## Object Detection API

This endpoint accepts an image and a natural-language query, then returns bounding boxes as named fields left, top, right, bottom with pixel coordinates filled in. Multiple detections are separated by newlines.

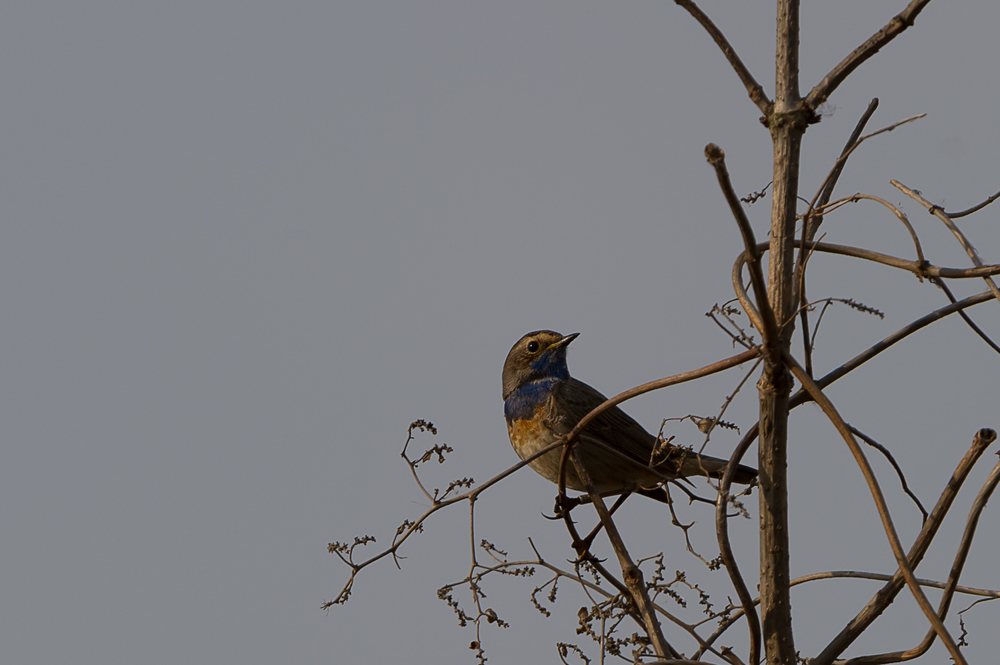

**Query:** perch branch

left=570, top=449, right=679, bottom=660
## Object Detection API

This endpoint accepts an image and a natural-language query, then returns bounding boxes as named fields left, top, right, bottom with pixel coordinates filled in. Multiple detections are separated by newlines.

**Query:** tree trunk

left=759, top=1, right=802, bottom=664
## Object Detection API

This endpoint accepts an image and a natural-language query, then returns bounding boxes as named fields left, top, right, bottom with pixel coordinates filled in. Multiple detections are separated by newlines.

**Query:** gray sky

left=2, top=2, right=998, bottom=663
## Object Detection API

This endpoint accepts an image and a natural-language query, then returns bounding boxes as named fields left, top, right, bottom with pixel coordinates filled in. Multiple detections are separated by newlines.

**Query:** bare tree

left=329, top=3, right=1000, bottom=664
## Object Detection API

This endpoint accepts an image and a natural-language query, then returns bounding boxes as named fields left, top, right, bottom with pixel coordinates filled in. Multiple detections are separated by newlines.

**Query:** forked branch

left=787, top=352, right=969, bottom=665
left=810, top=428, right=995, bottom=664
left=893, top=180, right=1000, bottom=307
left=844, top=453, right=1000, bottom=664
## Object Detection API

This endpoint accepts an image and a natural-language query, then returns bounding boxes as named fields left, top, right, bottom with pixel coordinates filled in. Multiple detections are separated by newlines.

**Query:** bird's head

left=502, top=330, right=579, bottom=400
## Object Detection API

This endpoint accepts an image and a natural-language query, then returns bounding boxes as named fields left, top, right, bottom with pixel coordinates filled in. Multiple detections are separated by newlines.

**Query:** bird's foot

left=544, top=494, right=585, bottom=520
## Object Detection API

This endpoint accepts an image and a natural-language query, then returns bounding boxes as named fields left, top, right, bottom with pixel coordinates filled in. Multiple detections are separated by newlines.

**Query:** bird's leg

left=575, top=492, right=631, bottom=554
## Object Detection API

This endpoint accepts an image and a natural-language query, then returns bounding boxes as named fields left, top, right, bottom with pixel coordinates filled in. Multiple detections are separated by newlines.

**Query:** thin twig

left=848, top=425, right=928, bottom=524
left=959, top=595, right=1000, bottom=614
left=660, top=484, right=713, bottom=567
left=802, top=110, right=926, bottom=243
left=732, top=243, right=1000, bottom=363
left=327, top=432, right=573, bottom=609
left=928, top=277, right=1000, bottom=355
left=793, top=290, right=995, bottom=407
left=797, top=99, right=880, bottom=375
left=945, top=189, right=1000, bottom=218
left=804, top=297, right=885, bottom=355
left=802, top=99, right=880, bottom=237
left=849, top=113, right=926, bottom=154
left=707, top=301, right=756, bottom=349
left=697, top=357, right=762, bottom=457
left=812, top=193, right=925, bottom=266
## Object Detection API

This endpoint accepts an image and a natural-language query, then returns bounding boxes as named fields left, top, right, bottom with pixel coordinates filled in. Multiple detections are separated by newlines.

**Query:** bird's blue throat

left=504, top=352, right=569, bottom=422
left=504, top=378, right=560, bottom=422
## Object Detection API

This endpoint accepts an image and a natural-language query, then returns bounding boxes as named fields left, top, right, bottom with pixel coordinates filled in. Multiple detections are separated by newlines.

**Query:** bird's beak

left=548, top=332, right=580, bottom=350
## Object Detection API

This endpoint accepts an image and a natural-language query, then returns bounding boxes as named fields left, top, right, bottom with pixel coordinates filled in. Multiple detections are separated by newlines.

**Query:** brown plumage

left=503, top=330, right=756, bottom=502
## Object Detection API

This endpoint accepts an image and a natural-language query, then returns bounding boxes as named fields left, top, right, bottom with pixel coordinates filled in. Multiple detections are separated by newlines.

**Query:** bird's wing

left=545, top=378, right=753, bottom=483
left=544, top=378, right=660, bottom=467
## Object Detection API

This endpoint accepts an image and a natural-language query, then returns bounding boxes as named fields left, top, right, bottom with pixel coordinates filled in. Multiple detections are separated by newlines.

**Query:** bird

left=502, top=330, right=757, bottom=503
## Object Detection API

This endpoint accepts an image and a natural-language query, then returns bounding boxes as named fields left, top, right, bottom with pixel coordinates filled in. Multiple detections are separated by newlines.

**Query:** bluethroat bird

left=503, top=330, right=757, bottom=503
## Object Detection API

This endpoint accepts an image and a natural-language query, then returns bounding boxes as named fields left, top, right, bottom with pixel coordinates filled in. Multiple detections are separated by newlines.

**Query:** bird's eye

left=527, top=341, right=540, bottom=353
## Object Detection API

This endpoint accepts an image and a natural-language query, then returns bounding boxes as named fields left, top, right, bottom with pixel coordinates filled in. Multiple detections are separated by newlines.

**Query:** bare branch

left=674, top=0, right=772, bottom=115
left=805, top=0, right=933, bottom=109
left=759, top=240, right=1000, bottom=281
left=803, top=98, right=879, bottom=231
left=719, top=366, right=997, bottom=663
left=697, top=357, right=763, bottom=458
left=789, top=349, right=975, bottom=665
left=850, top=113, right=926, bottom=152
left=733, top=246, right=1000, bottom=373
left=843, top=451, right=1000, bottom=664
left=796, top=570, right=1000, bottom=600
left=701, top=569, right=1000, bottom=654
left=706, top=301, right=756, bottom=349
left=714, top=421, right=761, bottom=665
left=327, top=431, right=575, bottom=610
left=803, top=108, right=925, bottom=245
left=812, top=194, right=925, bottom=267
left=928, top=277, right=1000, bottom=355
left=892, top=179, right=1000, bottom=307
left=659, top=484, right=713, bottom=567
left=400, top=420, right=441, bottom=502
left=569, top=449, right=680, bottom=660
left=797, top=99, right=880, bottom=375
left=945, top=189, right=1000, bottom=218
left=705, top=143, right=780, bottom=355
left=806, top=298, right=885, bottom=354
left=792, top=289, right=995, bottom=408
left=848, top=425, right=928, bottom=524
